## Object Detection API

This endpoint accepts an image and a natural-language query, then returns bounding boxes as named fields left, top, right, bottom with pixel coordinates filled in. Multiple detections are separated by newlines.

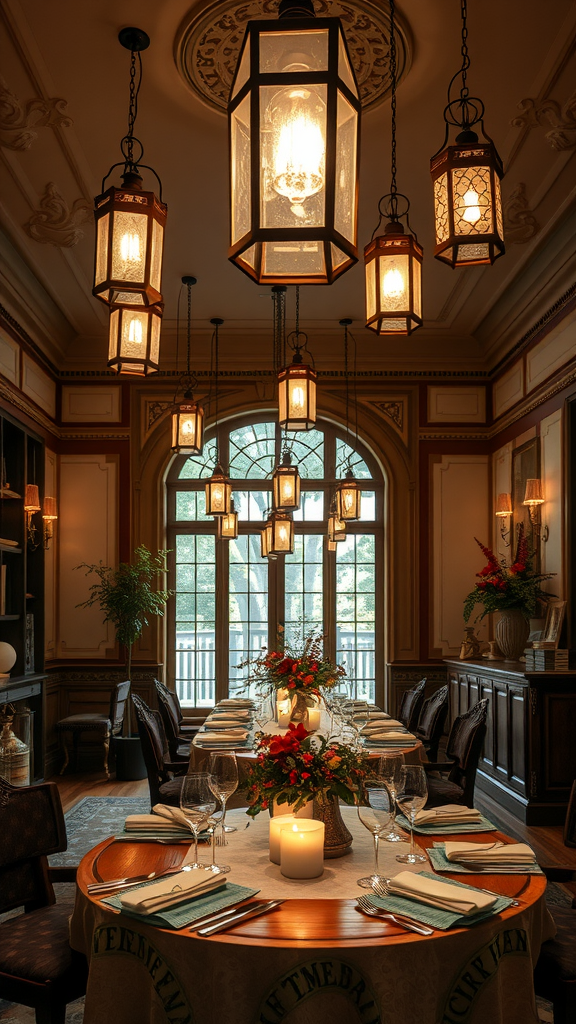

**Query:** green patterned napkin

left=368, top=871, right=514, bottom=930
left=396, top=813, right=497, bottom=834
left=428, top=843, right=543, bottom=875
left=103, top=881, right=259, bottom=929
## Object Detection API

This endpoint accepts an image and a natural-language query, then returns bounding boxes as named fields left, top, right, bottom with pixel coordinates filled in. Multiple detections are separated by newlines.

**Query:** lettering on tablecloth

left=92, top=925, right=194, bottom=1024
left=441, top=928, right=529, bottom=1023
left=258, top=958, right=381, bottom=1023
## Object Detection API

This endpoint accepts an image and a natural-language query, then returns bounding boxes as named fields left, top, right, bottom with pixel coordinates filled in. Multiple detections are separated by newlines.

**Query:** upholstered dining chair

left=397, top=678, right=426, bottom=732
left=132, top=693, right=188, bottom=808
left=154, top=679, right=201, bottom=741
left=56, top=679, right=131, bottom=777
left=0, top=778, right=88, bottom=1024
left=414, top=685, right=449, bottom=761
left=154, top=680, right=194, bottom=762
left=422, top=698, right=488, bottom=808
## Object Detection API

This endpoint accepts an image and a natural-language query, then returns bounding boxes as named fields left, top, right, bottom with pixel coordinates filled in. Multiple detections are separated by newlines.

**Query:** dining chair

left=154, top=680, right=194, bottom=762
left=414, top=685, right=449, bottom=761
left=0, top=778, right=88, bottom=1024
left=397, top=678, right=426, bottom=731
left=154, top=679, right=201, bottom=740
left=422, top=698, right=488, bottom=808
left=132, top=693, right=188, bottom=808
left=56, top=679, right=131, bottom=777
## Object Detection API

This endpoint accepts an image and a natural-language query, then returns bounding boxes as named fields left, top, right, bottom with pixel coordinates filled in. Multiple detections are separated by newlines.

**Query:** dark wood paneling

left=544, top=694, right=576, bottom=790
left=510, top=688, right=526, bottom=791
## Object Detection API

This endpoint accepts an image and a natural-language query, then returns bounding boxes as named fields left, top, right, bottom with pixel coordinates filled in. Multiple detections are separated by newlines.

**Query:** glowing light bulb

left=120, top=232, right=141, bottom=263
left=462, top=189, right=481, bottom=224
left=182, top=419, right=194, bottom=436
left=128, top=318, right=143, bottom=344
left=344, top=492, right=353, bottom=511
left=281, top=481, right=292, bottom=502
left=291, top=386, right=305, bottom=412
left=271, top=88, right=326, bottom=216
left=382, top=268, right=405, bottom=300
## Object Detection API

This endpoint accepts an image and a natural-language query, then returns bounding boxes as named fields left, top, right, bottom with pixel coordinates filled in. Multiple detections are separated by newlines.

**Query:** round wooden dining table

left=70, top=808, right=555, bottom=1024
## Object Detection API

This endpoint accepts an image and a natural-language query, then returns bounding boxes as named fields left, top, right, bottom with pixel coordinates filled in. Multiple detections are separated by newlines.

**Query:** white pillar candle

left=269, top=813, right=295, bottom=864
left=280, top=820, right=325, bottom=879
left=277, top=698, right=291, bottom=727
left=307, top=707, right=322, bottom=731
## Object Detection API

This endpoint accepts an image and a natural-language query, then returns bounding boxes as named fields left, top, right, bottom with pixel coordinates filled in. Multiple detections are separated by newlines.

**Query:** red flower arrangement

left=463, top=524, right=554, bottom=622
left=244, top=722, right=370, bottom=817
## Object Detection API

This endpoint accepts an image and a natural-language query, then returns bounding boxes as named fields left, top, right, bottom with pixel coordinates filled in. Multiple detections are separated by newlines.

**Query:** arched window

left=166, top=414, right=384, bottom=708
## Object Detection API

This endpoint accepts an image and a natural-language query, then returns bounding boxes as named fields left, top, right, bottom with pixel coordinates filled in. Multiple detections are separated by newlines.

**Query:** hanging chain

left=214, top=320, right=220, bottom=461
left=295, top=285, right=300, bottom=344
left=125, top=51, right=140, bottom=169
left=186, top=281, right=192, bottom=377
left=460, top=0, right=469, bottom=102
left=343, top=321, right=350, bottom=447
left=389, top=0, right=398, bottom=218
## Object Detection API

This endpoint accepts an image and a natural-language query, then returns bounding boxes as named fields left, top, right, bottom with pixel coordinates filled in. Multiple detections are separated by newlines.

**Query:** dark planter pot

left=114, top=736, right=147, bottom=781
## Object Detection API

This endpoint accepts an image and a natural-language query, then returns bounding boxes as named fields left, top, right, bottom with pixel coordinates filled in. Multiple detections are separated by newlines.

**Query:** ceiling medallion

left=175, top=0, right=411, bottom=114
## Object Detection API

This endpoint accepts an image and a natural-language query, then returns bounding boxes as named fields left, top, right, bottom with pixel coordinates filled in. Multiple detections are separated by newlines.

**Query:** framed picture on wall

left=533, top=600, right=567, bottom=650
left=512, top=437, right=540, bottom=572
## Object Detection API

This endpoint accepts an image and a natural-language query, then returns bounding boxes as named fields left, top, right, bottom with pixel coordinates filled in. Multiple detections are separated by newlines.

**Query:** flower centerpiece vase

left=495, top=609, right=530, bottom=662
left=312, top=795, right=353, bottom=858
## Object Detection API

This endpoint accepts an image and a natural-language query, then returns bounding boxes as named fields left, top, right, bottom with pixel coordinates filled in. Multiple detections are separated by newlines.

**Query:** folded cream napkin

left=367, top=730, right=416, bottom=742
left=196, top=729, right=248, bottom=744
left=207, top=716, right=251, bottom=728
left=217, top=699, right=254, bottom=707
left=209, top=709, right=251, bottom=719
left=152, top=804, right=192, bottom=829
left=120, top=867, right=225, bottom=915
left=388, top=871, right=496, bottom=916
left=355, top=711, right=391, bottom=721
left=443, top=841, right=537, bottom=867
left=361, top=718, right=403, bottom=731
left=124, top=814, right=189, bottom=832
left=415, top=805, right=482, bottom=826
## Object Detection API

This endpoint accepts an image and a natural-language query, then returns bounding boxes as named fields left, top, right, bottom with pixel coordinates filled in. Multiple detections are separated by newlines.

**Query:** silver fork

left=356, top=896, right=433, bottom=935
left=371, top=877, right=521, bottom=908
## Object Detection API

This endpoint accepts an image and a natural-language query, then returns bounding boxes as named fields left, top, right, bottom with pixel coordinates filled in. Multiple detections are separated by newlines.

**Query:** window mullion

left=215, top=535, right=229, bottom=702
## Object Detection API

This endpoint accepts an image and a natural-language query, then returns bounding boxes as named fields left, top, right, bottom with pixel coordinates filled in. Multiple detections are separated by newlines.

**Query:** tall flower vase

left=290, top=691, right=310, bottom=723
left=495, top=609, right=530, bottom=662
left=313, top=795, right=353, bottom=858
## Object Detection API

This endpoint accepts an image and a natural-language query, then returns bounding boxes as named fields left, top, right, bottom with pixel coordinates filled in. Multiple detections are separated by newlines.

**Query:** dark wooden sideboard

left=445, top=658, right=576, bottom=825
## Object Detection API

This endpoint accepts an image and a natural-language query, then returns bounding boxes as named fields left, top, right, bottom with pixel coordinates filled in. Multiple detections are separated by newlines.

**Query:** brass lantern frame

left=335, top=468, right=362, bottom=521
left=108, top=301, right=162, bottom=376
left=228, top=5, right=361, bottom=286
left=205, top=464, right=232, bottom=517
left=171, top=276, right=204, bottom=456
left=272, top=450, right=301, bottom=512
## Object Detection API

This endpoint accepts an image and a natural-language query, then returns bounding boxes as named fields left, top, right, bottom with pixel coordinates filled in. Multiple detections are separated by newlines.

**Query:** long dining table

left=70, top=806, right=555, bottom=1024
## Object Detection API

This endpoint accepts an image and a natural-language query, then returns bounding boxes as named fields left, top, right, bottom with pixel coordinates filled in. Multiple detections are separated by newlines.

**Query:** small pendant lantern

left=93, top=28, right=166, bottom=308
left=205, top=318, right=232, bottom=517
left=430, top=0, right=504, bottom=268
left=272, top=450, right=301, bottom=512
left=261, top=516, right=275, bottom=559
left=270, top=511, right=295, bottom=555
left=108, top=302, right=162, bottom=375
left=335, top=469, right=362, bottom=521
left=278, top=287, right=317, bottom=431
left=171, top=277, right=204, bottom=455
left=219, top=501, right=239, bottom=540
left=327, top=510, right=346, bottom=543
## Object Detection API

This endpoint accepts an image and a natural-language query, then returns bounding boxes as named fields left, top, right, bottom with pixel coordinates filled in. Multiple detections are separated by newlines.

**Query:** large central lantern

left=228, top=0, right=361, bottom=285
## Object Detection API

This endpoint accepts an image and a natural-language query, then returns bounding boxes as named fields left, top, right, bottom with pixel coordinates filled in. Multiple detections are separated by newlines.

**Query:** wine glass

left=179, top=773, right=217, bottom=869
left=208, top=751, right=239, bottom=837
left=254, top=695, right=272, bottom=733
left=376, top=752, right=405, bottom=842
left=395, top=764, right=428, bottom=864
left=353, top=702, right=370, bottom=748
left=356, top=782, right=394, bottom=888
left=207, top=807, right=228, bottom=874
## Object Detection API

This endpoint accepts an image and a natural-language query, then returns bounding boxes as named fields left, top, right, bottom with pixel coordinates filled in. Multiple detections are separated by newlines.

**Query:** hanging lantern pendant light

left=430, top=0, right=504, bottom=268
left=270, top=511, right=295, bottom=555
left=171, top=276, right=204, bottom=455
left=206, top=318, right=232, bottom=516
left=219, top=500, right=239, bottom=540
left=278, top=287, right=317, bottom=431
left=272, top=450, right=301, bottom=512
left=336, top=468, right=362, bottom=521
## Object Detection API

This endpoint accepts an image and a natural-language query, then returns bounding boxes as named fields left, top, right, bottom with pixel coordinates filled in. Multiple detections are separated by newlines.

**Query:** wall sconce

left=523, top=478, right=548, bottom=542
left=42, top=497, right=58, bottom=549
left=495, top=491, right=513, bottom=547
left=24, top=485, right=41, bottom=550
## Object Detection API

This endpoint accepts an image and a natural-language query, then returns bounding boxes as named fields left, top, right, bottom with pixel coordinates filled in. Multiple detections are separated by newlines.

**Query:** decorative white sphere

left=0, top=642, right=17, bottom=674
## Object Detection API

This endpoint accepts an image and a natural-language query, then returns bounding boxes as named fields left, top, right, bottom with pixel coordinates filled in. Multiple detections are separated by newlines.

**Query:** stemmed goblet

left=356, top=782, right=394, bottom=888
left=179, top=773, right=217, bottom=869
left=376, top=752, right=405, bottom=842
left=395, top=764, right=428, bottom=864
left=208, top=751, right=239, bottom=838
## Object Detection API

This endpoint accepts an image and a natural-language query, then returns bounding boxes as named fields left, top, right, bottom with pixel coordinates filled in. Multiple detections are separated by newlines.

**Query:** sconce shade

left=108, top=303, right=162, bottom=375
left=171, top=399, right=204, bottom=455
left=24, top=485, right=41, bottom=512
left=219, top=504, right=239, bottom=539
left=93, top=181, right=166, bottom=307
left=205, top=464, right=232, bottom=516
left=495, top=492, right=513, bottom=517
left=327, top=512, right=346, bottom=543
left=42, top=497, right=58, bottom=521
left=228, top=13, right=361, bottom=285
left=272, top=453, right=301, bottom=512
left=523, top=479, right=544, bottom=505
left=430, top=139, right=504, bottom=268
left=270, top=511, right=294, bottom=555
left=364, top=228, right=423, bottom=335
left=278, top=358, right=317, bottom=431
left=335, top=471, right=361, bottom=521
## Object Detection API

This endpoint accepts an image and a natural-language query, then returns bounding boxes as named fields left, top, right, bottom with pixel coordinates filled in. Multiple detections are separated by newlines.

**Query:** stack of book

left=524, top=648, right=569, bottom=672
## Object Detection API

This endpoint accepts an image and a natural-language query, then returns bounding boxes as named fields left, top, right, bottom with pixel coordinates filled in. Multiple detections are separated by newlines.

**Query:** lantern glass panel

left=206, top=476, right=231, bottom=515
left=334, top=90, right=357, bottom=244
left=413, top=255, right=422, bottom=319
left=262, top=240, right=325, bottom=278
left=433, top=172, right=449, bottom=244
left=258, top=29, right=329, bottom=73
left=111, top=211, right=148, bottom=283
left=452, top=165, right=492, bottom=235
left=241, top=244, right=257, bottom=270
left=378, top=253, right=409, bottom=312
left=456, top=242, right=490, bottom=262
left=336, top=483, right=361, bottom=520
left=231, top=93, right=251, bottom=246
left=121, top=309, right=149, bottom=358
left=338, top=32, right=358, bottom=97
left=327, top=514, right=346, bottom=542
left=149, top=219, right=164, bottom=294
left=220, top=511, right=239, bottom=539
left=366, top=256, right=376, bottom=320
left=115, top=291, right=144, bottom=305
left=95, top=213, right=109, bottom=286
left=494, top=174, right=504, bottom=238
left=260, top=83, right=327, bottom=230
left=272, top=516, right=293, bottom=554
left=231, top=39, right=251, bottom=99
left=108, top=309, right=119, bottom=361
left=331, top=243, right=348, bottom=269
left=150, top=313, right=161, bottom=366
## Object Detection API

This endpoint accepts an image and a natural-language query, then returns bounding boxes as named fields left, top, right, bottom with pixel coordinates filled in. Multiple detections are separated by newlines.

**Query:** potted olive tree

left=77, top=545, right=172, bottom=779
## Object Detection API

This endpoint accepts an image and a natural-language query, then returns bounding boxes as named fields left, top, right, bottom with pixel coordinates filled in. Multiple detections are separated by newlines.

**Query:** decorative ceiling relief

left=369, top=396, right=409, bottom=446
left=25, top=183, right=91, bottom=247
left=175, top=0, right=411, bottom=114
left=503, top=183, right=540, bottom=244
left=510, top=93, right=576, bottom=150
left=0, top=76, right=72, bottom=151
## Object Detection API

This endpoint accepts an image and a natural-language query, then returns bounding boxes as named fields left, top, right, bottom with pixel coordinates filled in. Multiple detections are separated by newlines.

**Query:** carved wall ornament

left=25, top=183, right=91, bottom=247
left=147, top=400, right=172, bottom=432
left=369, top=397, right=409, bottom=446
left=376, top=400, right=403, bottom=431
left=503, top=183, right=540, bottom=244
left=0, top=76, right=72, bottom=151
left=175, top=0, right=412, bottom=114
left=510, top=93, right=576, bottom=151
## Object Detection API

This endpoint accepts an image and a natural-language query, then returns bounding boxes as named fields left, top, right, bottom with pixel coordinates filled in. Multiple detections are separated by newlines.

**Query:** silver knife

left=188, top=901, right=254, bottom=932
left=197, top=899, right=285, bottom=936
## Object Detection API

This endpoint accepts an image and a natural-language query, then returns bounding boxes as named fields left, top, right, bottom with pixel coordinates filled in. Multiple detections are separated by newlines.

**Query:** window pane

left=335, top=534, right=376, bottom=702
left=229, top=534, right=269, bottom=697
left=233, top=490, right=270, bottom=521
left=285, top=534, right=323, bottom=648
left=336, top=438, right=371, bottom=479
left=175, top=491, right=210, bottom=521
left=179, top=438, right=218, bottom=479
left=293, top=490, right=324, bottom=521
left=175, top=534, right=216, bottom=708
left=285, top=429, right=324, bottom=478
left=359, top=491, right=376, bottom=521
left=229, top=422, right=276, bottom=478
